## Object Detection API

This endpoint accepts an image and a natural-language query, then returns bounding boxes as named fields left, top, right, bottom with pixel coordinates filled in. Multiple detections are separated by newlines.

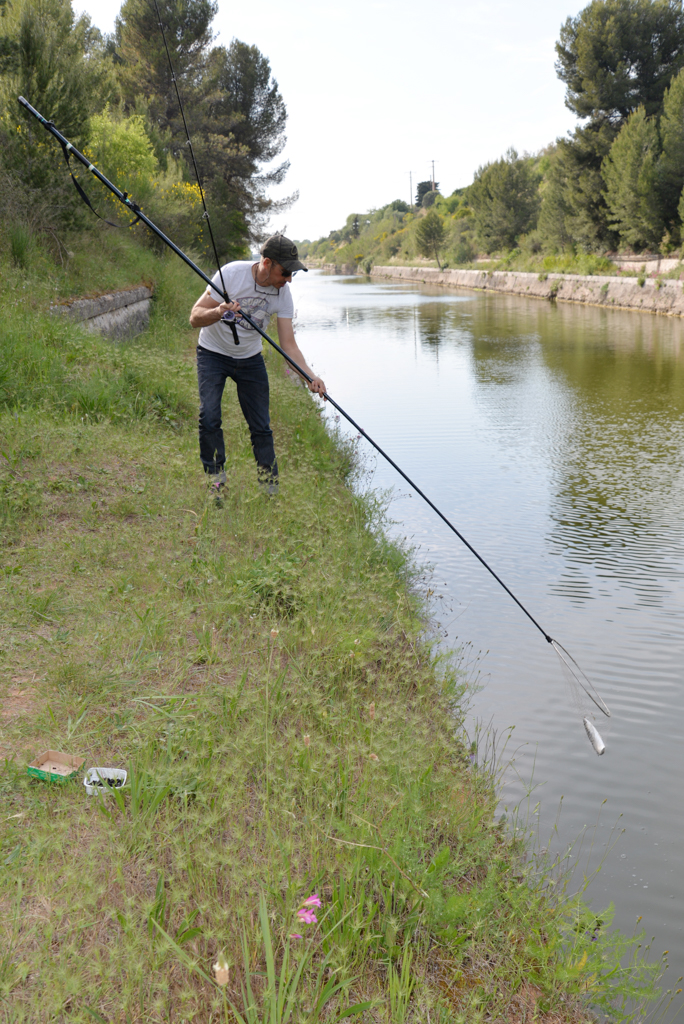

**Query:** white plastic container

left=84, top=767, right=127, bottom=795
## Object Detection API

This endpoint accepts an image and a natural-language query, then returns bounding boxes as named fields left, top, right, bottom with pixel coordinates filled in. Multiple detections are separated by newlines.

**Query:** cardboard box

left=27, top=750, right=84, bottom=783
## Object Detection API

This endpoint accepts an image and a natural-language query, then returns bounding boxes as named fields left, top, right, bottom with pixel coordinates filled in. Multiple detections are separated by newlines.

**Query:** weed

left=387, top=942, right=416, bottom=1022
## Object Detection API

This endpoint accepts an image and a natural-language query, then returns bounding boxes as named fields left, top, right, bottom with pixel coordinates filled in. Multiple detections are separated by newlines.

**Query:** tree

left=556, top=0, right=684, bottom=126
left=538, top=125, right=617, bottom=250
left=415, top=209, right=446, bottom=268
left=551, top=0, right=684, bottom=250
left=200, top=40, right=291, bottom=242
left=447, top=212, right=476, bottom=264
left=468, top=148, right=540, bottom=252
left=602, top=106, right=663, bottom=249
left=115, top=0, right=216, bottom=150
left=115, top=6, right=291, bottom=250
left=657, top=66, right=684, bottom=232
left=208, top=40, right=286, bottom=165
left=416, top=179, right=438, bottom=206
left=0, top=0, right=113, bottom=197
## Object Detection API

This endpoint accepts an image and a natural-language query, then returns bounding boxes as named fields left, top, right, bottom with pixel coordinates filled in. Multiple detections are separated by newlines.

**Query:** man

left=189, top=234, right=326, bottom=500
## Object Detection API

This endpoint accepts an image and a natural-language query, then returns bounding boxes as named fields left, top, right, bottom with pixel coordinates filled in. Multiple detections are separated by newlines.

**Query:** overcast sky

left=76, top=0, right=584, bottom=241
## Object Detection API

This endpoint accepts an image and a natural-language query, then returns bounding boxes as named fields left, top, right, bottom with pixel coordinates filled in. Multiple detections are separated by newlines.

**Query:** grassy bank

left=0, top=227, right=664, bottom=1023
left=357, top=252, right=684, bottom=281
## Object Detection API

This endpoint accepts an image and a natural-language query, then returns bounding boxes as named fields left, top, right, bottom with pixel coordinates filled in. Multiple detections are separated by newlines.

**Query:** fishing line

left=17, top=95, right=611, bottom=752
left=149, top=0, right=239, bottom=346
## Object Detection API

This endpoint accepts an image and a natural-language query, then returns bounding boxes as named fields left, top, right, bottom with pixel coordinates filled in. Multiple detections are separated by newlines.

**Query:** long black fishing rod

left=17, top=95, right=611, bottom=729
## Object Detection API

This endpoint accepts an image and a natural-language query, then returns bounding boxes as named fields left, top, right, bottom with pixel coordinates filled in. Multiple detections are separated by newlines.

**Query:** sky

left=75, top=0, right=585, bottom=242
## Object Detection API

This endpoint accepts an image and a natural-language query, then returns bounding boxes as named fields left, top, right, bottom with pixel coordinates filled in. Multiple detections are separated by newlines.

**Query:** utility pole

left=431, top=160, right=436, bottom=192
left=409, top=171, right=413, bottom=209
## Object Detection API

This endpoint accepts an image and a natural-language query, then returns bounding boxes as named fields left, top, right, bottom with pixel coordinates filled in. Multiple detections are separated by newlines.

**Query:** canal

left=290, top=269, right=684, bottom=986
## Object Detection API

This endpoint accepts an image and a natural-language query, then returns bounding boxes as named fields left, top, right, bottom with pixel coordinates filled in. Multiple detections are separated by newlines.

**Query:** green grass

left=0, top=230, right=669, bottom=1023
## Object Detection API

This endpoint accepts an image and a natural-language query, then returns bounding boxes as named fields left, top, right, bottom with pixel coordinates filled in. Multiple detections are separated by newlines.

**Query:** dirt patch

left=2, top=679, right=39, bottom=720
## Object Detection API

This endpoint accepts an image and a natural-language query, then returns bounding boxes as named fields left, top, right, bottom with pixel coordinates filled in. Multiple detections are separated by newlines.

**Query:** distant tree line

left=303, top=0, right=684, bottom=270
left=0, top=0, right=291, bottom=259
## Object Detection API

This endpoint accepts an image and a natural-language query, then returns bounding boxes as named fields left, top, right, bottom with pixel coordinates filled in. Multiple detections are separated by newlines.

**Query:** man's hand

left=217, top=300, right=241, bottom=318
left=307, top=375, right=327, bottom=400
left=189, top=290, right=241, bottom=328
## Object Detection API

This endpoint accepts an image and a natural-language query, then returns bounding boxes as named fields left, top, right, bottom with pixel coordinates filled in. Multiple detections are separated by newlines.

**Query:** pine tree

left=115, top=0, right=216, bottom=149
left=602, top=106, right=663, bottom=250
left=556, top=0, right=684, bottom=124
left=552, top=0, right=684, bottom=250
left=200, top=40, right=291, bottom=240
left=468, top=149, right=540, bottom=253
left=114, top=2, right=291, bottom=248
left=415, top=180, right=438, bottom=207
left=538, top=124, right=617, bottom=251
left=657, top=67, right=684, bottom=236
left=0, top=0, right=112, bottom=196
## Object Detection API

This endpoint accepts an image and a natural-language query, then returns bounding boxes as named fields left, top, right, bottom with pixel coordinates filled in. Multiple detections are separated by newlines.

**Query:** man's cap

left=260, top=233, right=308, bottom=273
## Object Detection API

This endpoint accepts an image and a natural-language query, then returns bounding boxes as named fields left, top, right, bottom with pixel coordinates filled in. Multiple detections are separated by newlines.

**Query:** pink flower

left=289, top=933, right=303, bottom=940
left=302, top=894, right=322, bottom=908
left=296, top=908, right=318, bottom=925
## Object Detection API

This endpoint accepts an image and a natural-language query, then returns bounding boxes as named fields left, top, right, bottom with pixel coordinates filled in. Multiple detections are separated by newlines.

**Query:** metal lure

left=583, top=717, right=606, bottom=756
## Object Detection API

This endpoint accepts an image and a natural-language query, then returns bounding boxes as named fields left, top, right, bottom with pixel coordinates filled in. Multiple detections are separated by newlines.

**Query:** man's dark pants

left=197, top=346, right=278, bottom=482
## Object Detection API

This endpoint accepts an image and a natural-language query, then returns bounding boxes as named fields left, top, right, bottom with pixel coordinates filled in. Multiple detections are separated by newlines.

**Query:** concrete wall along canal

left=50, top=285, right=153, bottom=340
left=369, top=265, right=684, bottom=316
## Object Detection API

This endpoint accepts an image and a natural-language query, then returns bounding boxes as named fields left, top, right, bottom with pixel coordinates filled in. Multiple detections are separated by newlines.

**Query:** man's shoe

left=207, top=469, right=227, bottom=506
left=258, top=479, right=279, bottom=499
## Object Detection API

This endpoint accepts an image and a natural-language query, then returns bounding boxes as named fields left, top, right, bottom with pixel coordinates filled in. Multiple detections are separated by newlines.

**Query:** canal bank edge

left=367, top=265, right=684, bottom=316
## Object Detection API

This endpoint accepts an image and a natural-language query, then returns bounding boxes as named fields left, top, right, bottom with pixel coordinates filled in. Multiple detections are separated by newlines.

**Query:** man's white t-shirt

left=197, top=261, right=294, bottom=359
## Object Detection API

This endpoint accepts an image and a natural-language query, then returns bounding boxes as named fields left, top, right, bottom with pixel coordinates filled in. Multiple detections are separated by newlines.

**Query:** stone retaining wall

left=50, top=285, right=153, bottom=340
left=368, top=265, right=684, bottom=317
left=610, top=255, right=681, bottom=274
left=319, top=262, right=357, bottom=275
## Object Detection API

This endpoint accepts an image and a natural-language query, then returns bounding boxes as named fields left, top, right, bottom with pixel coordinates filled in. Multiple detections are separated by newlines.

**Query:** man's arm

left=189, top=288, right=241, bottom=329
left=276, top=318, right=327, bottom=398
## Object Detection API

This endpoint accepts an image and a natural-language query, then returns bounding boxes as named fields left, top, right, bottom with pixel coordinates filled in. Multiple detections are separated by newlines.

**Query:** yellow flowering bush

left=163, top=182, right=202, bottom=208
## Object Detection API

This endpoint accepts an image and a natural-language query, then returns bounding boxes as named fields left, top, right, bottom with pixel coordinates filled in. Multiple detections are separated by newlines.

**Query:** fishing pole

left=17, top=95, right=611, bottom=744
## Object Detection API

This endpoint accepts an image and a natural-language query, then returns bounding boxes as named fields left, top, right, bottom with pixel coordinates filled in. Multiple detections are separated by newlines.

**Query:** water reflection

left=457, top=297, right=684, bottom=606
